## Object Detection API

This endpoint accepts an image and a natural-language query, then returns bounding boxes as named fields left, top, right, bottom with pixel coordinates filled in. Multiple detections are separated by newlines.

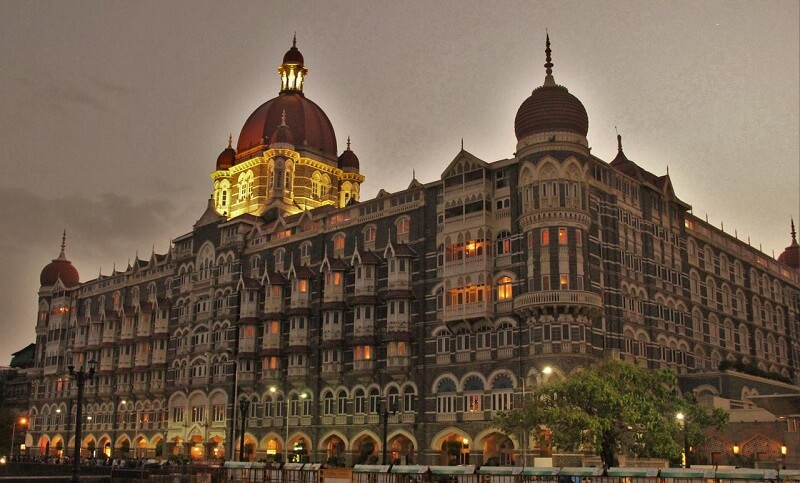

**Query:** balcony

left=387, top=315, right=409, bottom=333
left=322, top=362, right=343, bottom=374
left=287, top=366, right=308, bottom=378
left=353, top=360, right=375, bottom=372
left=386, top=356, right=410, bottom=369
left=118, top=354, right=133, bottom=369
left=154, top=318, right=169, bottom=334
left=288, top=331, right=308, bottom=347
left=264, top=297, right=283, bottom=314
left=152, top=350, right=167, bottom=365
left=353, top=319, right=374, bottom=338
left=443, top=301, right=491, bottom=323
left=262, top=334, right=281, bottom=350
left=290, top=291, right=310, bottom=309
left=101, top=330, right=117, bottom=345
left=513, top=290, right=603, bottom=317
left=354, top=279, right=376, bottom=296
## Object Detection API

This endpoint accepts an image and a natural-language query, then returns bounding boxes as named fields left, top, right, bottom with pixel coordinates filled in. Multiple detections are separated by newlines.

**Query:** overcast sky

left=0, top=1, right=797, bottom=363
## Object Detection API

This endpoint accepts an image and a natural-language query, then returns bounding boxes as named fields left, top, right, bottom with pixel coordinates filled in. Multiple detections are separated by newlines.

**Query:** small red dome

left=40, top=258, right=80, bottom=287
left=514, top=84, right=589, bottom=140
left=216, top=136, right=236, bottom=170
left=778, top=221, right=799, bottom=269
left=41, top=232, right=79, bottom=287
left=283, top=45, right=304, bottom=65
left=338, top=137, right=359, bottom=172
left=237, top=92, right=337, bottom=157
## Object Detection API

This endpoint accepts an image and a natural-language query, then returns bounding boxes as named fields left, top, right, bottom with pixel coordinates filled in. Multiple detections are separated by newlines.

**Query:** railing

left=514, top=290, right=602, bottom=311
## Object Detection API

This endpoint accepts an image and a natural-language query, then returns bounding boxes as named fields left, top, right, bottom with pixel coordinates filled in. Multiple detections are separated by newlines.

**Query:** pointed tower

left=39, top=230, right=80, bottom=288
left=778, top=219, right=800, bottom=269
left=514, top=34, right=590, bottom=158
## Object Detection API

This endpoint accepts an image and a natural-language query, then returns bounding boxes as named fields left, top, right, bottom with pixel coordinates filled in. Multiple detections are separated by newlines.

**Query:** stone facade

left=25, top=38, right=800, bottom=466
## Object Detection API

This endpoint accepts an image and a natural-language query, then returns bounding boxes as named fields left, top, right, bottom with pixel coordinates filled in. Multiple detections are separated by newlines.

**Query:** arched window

left=312, top=171, right=322, bottom=199
left=435, top=378, right=457, bottom=414
left=497, top=276, right=513, bottom=301
left=496, top=231, right=511, bottom=255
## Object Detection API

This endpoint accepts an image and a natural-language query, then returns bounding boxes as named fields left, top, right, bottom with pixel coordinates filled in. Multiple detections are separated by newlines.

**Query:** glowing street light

left=270, top=386, right=307, bottom=462
left=676, top=412, right=690, bottom=468
left=10, top=416, right=28, bottom=460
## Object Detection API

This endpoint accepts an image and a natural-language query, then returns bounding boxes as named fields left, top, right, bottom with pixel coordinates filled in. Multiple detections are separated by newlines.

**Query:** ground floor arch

left=431, top=429, right=471, bottom=465
left=387, top=431, right=416, bottom=465
left=320, top=432, right=348, bottom=466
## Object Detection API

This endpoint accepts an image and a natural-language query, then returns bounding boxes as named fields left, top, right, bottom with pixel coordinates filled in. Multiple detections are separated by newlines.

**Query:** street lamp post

left=381, top=401, right=398, bottom=465
left=10, top=416, right=28, bottom=460
left=271, top=387, right=307, bottom=463
left=239, top=398, right=250, bottom=461
left=676, top=412, right=690, bottom=468
left=111, top=397, right=126, bottom=460
left=69, top=360, right=96, bottom=483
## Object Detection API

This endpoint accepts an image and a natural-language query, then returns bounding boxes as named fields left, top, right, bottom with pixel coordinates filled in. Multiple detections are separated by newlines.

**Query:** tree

left=492, top=395, right=550, bottom=465
left=497, top=361, right=727, bottom=469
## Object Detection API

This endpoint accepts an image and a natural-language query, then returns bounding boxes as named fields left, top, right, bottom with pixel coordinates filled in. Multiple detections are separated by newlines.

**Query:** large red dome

left=236, top=39, right=337, bottom=159
left=515, top=84, right=588, bottom=140
left=237, top=92, right=337, bottom=158
left=514, top=34, right=589, bottom=141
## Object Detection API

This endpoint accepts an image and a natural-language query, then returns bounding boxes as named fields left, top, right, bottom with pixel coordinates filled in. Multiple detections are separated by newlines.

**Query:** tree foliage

left=493, top=361, right=728, bottom=468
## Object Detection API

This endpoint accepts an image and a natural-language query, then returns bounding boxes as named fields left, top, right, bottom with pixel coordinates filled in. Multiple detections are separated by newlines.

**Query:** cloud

left=0, top=187, right=201, bottom=362
left=6, top=71, right=130, bottom=114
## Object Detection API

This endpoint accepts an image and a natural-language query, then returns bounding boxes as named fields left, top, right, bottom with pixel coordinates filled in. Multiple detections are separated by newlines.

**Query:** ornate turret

left=278, top=33, right=308, bottom=93
left=40, top=230, right=80, bottom=287
left=778, top=219, right=800, bottom=269
left=514, top=34, right=589, bottom=153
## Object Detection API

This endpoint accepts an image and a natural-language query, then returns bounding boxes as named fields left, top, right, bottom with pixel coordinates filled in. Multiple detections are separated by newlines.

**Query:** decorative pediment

left=441, top=149, right=489, bottom=179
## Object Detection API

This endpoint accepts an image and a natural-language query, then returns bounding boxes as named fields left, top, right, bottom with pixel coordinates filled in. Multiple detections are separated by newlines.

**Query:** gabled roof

left=237, top=275, right=262, bottom=290
left=262, top=270, right=288, bottom=285
left=385, top=241, right=416, bottom=258
left=194, top=198, right=225, bottom=228
left=441, top=149, right=489, bottom=179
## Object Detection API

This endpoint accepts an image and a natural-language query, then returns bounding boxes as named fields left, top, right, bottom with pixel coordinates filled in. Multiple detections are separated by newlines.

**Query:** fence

left=221, top=463, right=800, bottom=483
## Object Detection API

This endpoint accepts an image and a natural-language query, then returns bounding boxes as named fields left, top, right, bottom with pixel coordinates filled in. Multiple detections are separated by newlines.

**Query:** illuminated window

left=541, top=229, right=550, bottom=245
left=298, top=279, right=308, bottom=293
left=558, top=228, right=568, bottom=244
left=560, top=274, right=569, bottom=290
left=312, top=171, right=321, bottom=199
left=333, top=234, right=345, bottom=250
left=355, top=345, right=373, bottom=361
left=396, top=217, right=410, bottom=235
left=364, top=226, right=376, bottom=244
left=497, top=276, right=513, bottom=301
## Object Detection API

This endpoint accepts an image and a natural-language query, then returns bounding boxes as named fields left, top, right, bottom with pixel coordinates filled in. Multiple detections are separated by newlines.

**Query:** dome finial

left=615, top=126, right=623, bottom=153
left=347, top=136, right=351, bottom=150
left=293, top=32, right=297, bottom=48
left=792, top=218, right=797, bottom=244
left=59, top=229, right=67, bottom=258
left=227, top=134, right=232, bottom=149
left=544, top=31, right=555, bottom=86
